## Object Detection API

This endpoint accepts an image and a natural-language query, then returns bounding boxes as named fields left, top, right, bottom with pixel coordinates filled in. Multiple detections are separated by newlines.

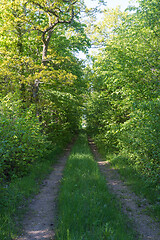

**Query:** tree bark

left=42, top=30, right=52, bottom=65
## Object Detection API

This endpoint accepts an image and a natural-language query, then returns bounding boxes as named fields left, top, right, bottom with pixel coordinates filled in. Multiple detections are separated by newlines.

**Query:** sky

left=77, top=0, right=138, bottom=59
left=85, top=0, right=138, bottom=11
left=107, top=0, right=131, bottom=10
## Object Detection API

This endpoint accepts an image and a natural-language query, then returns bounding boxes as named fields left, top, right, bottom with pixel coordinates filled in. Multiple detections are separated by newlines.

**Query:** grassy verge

left=55, top=134, right=136, bottom=240
left=105, top=153, right=160, bottom=221
left=0, top=146, right=63, bottom=240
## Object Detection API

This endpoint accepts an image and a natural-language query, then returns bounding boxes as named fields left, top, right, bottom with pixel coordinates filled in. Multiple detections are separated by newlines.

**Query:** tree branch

left=42, top=20, right=59, bottom=44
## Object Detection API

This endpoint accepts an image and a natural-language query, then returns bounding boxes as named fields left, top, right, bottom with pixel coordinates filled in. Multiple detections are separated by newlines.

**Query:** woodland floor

left=15, top=139, right=160, bottom=240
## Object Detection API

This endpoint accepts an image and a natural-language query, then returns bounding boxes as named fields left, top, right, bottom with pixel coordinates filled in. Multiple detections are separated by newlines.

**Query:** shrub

left=119, top=99, right=160, bottom=184
left=0, top=94, right=48, bottom=182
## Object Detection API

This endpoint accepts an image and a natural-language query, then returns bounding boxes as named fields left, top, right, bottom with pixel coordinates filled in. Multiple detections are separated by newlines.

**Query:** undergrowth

left=56, top=134, right=136, bottom=240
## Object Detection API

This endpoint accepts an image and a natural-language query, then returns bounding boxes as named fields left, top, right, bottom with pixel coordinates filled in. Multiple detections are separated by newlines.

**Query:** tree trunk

left=42, top=31, right=52, bottom=66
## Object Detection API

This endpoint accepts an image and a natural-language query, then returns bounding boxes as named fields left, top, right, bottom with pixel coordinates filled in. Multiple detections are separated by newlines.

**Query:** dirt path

left=15, top=144, right=72, bottom=240
left=88, top=139, right=160, bottom=240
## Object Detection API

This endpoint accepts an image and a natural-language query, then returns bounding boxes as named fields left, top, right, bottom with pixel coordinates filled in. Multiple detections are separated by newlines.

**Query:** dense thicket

left=86, top=0, right=160, bottom=185
left=0, top=0, right=90, bottom=181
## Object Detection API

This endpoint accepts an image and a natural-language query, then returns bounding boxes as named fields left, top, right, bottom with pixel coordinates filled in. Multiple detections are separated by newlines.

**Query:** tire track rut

left=89, top=139, right=160, bottom=240
left=15, top=144, right=72, bottom=240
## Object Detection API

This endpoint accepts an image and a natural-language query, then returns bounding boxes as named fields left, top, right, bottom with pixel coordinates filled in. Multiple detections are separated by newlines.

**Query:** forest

left=0, top=0, right=160, bottom=239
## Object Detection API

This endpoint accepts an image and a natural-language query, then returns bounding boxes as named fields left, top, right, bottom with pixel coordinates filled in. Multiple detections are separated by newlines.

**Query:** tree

left=85, top=0, right=160, bottom=183
left=0, top=0, right=90, bottom=143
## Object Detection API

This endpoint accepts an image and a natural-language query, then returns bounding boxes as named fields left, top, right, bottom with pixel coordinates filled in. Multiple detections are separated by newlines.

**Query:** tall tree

left=85, top=0, right=160, bottom=183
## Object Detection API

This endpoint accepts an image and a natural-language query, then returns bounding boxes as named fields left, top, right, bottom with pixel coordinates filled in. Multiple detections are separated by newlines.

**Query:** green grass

left=0, top=146, right=63, bottom=240
left=105, top=154, right=160, bottom=221
left=55, top=134, right=136, bottom=240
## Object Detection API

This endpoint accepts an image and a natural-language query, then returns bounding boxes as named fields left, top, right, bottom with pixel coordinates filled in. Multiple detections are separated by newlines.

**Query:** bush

left=0, top=94, right=49, bottom=182
left=94, top=124, right=119, bottom=155
left=119, top=99, right=160, bottom=184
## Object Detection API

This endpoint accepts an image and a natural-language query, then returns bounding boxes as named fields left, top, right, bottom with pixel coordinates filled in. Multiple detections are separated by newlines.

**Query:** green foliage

left=0, top=0, right=89, bottom=181
left=85, top=0, right=160, bottom=196
left=119, top=99, right=160, bottom=184
left=0, top=94, right=49, bottom=182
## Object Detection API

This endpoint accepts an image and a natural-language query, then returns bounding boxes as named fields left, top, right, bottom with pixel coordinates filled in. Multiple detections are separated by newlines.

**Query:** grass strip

left=0, top=146, right=63, bottom=240
left=56, top=134, right=136, bottom=240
